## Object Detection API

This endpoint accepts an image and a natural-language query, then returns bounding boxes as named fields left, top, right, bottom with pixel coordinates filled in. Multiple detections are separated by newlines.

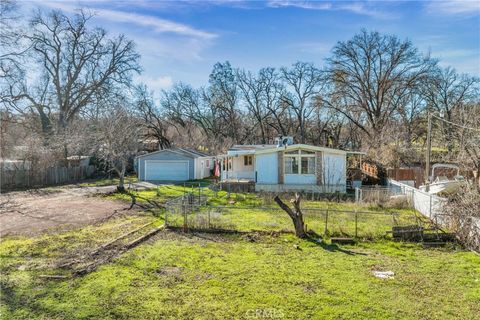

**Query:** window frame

left=244, top=155, right=253, bottom=166
left=284, top=149, right=316, bottom=175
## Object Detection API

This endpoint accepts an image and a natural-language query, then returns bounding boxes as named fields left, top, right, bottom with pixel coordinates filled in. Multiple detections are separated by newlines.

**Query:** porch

left=219, top=153, right=255, bottom=182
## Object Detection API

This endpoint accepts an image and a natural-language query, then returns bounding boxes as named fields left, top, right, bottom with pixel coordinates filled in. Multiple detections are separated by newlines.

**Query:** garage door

left=144, top=160, right=189, bottom=181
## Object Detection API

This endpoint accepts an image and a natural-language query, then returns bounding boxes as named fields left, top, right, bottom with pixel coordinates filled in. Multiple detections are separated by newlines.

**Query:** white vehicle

left=419, top=164, right=466, bottom=195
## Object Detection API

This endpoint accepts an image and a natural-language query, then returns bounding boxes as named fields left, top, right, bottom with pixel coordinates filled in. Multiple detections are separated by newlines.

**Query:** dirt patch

left=0, top=186, right=133, bottom=236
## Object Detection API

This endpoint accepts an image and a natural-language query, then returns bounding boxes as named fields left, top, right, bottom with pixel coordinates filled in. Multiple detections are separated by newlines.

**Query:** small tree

left=274, top=193, right=307, bottom=238
left=94, top=107, right=140, bottom=192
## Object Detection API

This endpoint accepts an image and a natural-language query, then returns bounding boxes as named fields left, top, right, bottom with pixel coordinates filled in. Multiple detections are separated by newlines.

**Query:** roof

left=66, top=155, right=90, bottom=160
left=345, top=151, right=367, bottom=155
left=226, top=144, right=348, bottom=156
left=229, top=144, right=277, bottom=151
left=136, top=148, right=212, bottom=159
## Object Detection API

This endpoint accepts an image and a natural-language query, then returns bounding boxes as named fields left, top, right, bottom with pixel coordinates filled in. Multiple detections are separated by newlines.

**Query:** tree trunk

left=116, top=165, right=126, bottom=192
left=274, top=193, right=307, bottom=238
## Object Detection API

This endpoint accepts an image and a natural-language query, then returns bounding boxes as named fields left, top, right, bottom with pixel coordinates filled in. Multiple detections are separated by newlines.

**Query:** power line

left=431, top=114, right=480, bottom=132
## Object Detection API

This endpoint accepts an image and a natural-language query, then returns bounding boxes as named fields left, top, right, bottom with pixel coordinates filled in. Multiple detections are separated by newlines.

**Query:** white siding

left=194, top=157, right=214, bottom=179
left=223, top=156, right=255, bottom=180
left=285, top=174, right=316, bottom=184
left=137, top=150, right=194, bottom=180
left=255, top=153, right=278, bottom=184
left=323, top=153, right=346, bottom=187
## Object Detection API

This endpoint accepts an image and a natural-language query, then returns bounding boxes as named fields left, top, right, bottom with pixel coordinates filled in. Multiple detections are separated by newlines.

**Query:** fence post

left=183, top=201, right=187, bottom=232
left=324, top=209, right=329, bottom=236
left=355, top=209, right=358, bottom=238
left=165, top=206, right=169, bottom=227
left=208, top=209, right=211, bottom=229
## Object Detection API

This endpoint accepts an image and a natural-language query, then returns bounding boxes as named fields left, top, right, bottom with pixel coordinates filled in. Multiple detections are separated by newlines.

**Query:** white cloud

left=435, top=48, right=480, bottom=75
left=266, top=0, right=394, bottom=19
left=135, top=75, right=173, bottom=92
left=39, top=1, right=217, bottom=39
left=425, top=0, right=480, bottom=15
left=267, top=0, right=332, bottom=10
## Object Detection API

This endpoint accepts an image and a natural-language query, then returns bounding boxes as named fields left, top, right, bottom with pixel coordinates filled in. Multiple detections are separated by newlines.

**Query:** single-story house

left=219, top=139, right=363, bottom=193
left=136, top=148, right=213, bottom=182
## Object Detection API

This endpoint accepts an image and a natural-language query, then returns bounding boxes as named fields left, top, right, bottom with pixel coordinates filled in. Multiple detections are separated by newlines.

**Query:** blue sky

left=23, top=0, right=480, bottom=93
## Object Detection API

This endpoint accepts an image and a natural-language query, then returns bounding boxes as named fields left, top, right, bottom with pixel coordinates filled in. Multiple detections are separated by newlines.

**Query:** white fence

left=387, top=179, right=447, bottom=223
left=385, top=179, right=480, bottom=252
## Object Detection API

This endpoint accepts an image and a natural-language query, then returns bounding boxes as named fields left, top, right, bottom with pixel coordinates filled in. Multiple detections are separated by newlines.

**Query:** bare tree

left=453, top=102, right=480, bottom=186
left=206, top=61, right=241, bottom=143
left=274, top=193, right=307, bottom=238
left=0, top=0, right=28, bottom=110
left=237, top=68, right=270, bottom=144
left=237, top=67, right=286, bottom=143
left=325, top=30, right=435, bottom=147
left=135, top=85, right=171, bottom=150
left=11, top=9, right=140, bottom=134
left=94, top=106, right=140, bottom=192
left=422, top=67, right=478, bottom=154
left=396, top=89, right=427, bottom=148
left=162, top=83, right=225, bottom=150
left=280, top=62, right=325, bottom=143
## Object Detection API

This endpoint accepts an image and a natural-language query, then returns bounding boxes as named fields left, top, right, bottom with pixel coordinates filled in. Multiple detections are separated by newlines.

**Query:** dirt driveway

left=0, top=185, right=135, bottom=236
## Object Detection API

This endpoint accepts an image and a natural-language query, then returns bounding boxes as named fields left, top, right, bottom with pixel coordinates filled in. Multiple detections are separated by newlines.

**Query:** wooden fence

left=0, top=165, right=96, bottom=191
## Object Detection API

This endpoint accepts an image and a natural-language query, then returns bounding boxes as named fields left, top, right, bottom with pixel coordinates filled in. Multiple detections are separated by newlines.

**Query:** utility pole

left=425, top=113, right=432, bottom=192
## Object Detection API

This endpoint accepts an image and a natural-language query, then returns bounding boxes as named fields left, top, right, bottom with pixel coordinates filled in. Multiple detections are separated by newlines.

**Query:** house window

left=284, top=149, right=316, bottom=175
left=285, top=157, right=298, bottom=174
left=244, top=155, right=253, bottom=166
left=301, top=157, right=315, bottom=174
left=223, top=159, right=231, bottom=170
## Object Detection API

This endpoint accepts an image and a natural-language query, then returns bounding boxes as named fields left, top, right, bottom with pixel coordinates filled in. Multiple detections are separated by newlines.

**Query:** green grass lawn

left=2, top=185, right=478, bottom=319
left=111, top=186, right=419, bottom=240
left=1, top=227, right=479, bottom=319
left=77, top=175, right=139, bottom=187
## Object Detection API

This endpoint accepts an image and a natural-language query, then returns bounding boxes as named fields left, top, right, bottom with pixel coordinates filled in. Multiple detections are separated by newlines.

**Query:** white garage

left=136, top=148, right=213, bottom=182
left=144, top=160, right=189, bottom=181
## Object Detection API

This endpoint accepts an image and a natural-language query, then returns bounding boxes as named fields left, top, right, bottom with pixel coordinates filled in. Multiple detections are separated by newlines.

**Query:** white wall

left=255, top=153, right=278, bottom=184
left=221, top=156, right=255, bottom=180
left=194, top=157, right=214, bottom=179
left=285, top=174, right=316, bottom=184
left=323, top=153, right=346, bottom=187
left=233, top=155, right=254, bottom=172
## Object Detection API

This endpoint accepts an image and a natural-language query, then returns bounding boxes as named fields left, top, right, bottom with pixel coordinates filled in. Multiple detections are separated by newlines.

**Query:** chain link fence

left=165, top=193, right=408, bottom=239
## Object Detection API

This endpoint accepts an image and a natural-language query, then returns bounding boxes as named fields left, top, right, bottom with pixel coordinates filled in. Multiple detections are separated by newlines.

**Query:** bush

left=443, top=185, right=480, bottom=252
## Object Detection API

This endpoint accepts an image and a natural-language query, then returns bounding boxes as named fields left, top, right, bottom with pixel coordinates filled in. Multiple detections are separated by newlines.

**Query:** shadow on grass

left=305, top=231, right=368, bottom=256
left=165, top=227, right=368, bottom=255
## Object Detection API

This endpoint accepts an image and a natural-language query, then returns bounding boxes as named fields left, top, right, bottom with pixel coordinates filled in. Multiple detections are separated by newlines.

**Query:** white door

left=144, top=160, right=189, bottom=181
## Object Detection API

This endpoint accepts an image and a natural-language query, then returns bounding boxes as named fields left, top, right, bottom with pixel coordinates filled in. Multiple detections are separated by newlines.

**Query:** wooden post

left=182, top=196, right=187, bottom=232
left=208, top=209, right=211, bottom=229
left=324, top=209, right=329, bottom=235
left=355, top=209, right=358, bottom=238
left=165, top=207, right=169, bottom=227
